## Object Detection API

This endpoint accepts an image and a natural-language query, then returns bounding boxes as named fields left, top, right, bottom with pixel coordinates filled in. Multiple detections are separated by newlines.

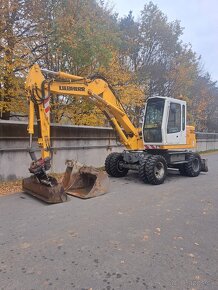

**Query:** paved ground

left=0, top=153, right=218, bottom=290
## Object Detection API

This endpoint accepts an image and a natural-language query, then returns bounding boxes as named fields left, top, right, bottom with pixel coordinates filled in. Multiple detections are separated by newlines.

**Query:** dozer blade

left=22, top=176, right=68, bottom=204
left=62, top=160, right=109, bottom=199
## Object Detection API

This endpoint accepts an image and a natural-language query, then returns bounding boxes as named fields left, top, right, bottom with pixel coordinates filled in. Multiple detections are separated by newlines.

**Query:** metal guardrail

left=196, top=132, right=218, bottom=135
left=0, top=135, right=217, bottom=152
left=0, top=120, right=114, bottom=130
left=196, top=132, right=218, bottom=139
left=0, top=144, right=122, bottom=153
left=0, top=136, right=117, bottom=140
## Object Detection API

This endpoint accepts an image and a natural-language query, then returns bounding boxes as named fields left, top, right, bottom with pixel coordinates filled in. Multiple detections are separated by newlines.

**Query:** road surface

left=0, top=153, right=218, bottom=290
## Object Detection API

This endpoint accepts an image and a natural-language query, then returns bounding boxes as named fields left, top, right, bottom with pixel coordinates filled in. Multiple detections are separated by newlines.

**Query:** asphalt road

left=0, top=153, right=218, bottom=290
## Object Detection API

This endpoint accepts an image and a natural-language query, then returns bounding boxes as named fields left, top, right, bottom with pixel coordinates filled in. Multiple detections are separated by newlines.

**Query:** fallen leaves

left=154, top=228, right=161, bottom=235
left=109, top=240, right=122, bottom=251
left=174, top=236, right=184, bottom=240
left=0, top=180, right=22, bottom=196
left=143, top=235, right=149, bottom=241
left=68, top=231, right=78, bottom=238
left=20, top=242, right=31, bottom=249
left=201, top=199, right=213, bottom=215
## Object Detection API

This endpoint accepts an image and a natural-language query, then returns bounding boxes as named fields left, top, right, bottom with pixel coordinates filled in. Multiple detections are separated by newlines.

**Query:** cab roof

left=148, top=96, right=186, bottom=104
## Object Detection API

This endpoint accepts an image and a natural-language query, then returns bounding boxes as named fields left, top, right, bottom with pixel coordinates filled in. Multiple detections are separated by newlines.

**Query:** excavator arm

left=26, top=64, right=143, bottom=162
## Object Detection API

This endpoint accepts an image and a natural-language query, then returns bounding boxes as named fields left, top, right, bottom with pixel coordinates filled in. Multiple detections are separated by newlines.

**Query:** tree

left=138, top=2, right=184, bottom=96
left=32, top=0, right=120, bottom=123
left=98, top=52, right=144, bottom=127
left=191, top=73, right=217, bottom=131
left=0, top=0, right=53, bottom=119
left=0, top=0, right=217, bottom=132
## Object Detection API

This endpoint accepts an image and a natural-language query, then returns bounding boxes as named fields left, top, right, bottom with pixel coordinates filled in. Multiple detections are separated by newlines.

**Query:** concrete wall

left=0, top=121, right=218, bottom=181
left=196, top=132, right=218, bottom=152
left=0, top=121, right=122, bottom=181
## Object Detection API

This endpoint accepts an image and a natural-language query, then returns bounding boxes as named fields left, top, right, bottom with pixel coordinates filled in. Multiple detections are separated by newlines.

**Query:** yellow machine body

left=23, top=64, right=201, bottom=203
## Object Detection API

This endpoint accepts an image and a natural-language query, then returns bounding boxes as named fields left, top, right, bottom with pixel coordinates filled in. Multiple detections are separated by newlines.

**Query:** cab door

left=166, top=101, right=186, bottom=145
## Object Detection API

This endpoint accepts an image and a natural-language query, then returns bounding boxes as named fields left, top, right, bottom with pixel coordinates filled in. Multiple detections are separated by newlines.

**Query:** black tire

left=139, top=155, right=152, bottom=183
left=105, top=153, right=128, bottom=177
left=105, top=153, right=115, bottom=176
left=183, top=153, right=201, bottom=177
left=178, top=164, right=187, bottom=176
left=145, top=155, right=167, bottom=185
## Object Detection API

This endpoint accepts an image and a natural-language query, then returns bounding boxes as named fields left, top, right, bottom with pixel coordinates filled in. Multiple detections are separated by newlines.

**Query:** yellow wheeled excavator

left=22, top=64, right=208, bottom=203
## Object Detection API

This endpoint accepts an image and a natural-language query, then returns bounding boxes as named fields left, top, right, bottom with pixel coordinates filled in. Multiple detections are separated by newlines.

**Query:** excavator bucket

left=62, top=160, right=109, bottom=199
left=22, top=176, right=68, bottom=204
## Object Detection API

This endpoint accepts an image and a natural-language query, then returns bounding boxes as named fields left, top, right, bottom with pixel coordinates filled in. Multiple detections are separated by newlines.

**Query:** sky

left=112, top=0, right=218, bottom=82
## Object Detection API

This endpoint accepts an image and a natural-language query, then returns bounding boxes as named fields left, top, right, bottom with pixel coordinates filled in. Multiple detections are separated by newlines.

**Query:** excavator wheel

left=105, top=153, right=115, bottom=176
left=183, top=153, right=202, bottom=177
left=144, top=155, right=167, bottom=185
left=105, top=152, right=128, bottom=178
left=178, top=164, right=187, bottom=176
left=138, top=154, right=152, bottom=183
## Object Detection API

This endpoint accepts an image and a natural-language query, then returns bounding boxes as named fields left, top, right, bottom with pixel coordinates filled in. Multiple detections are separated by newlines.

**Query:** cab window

left=143, top=98, right=165, bottom=142
left=182, top=105, right=186, bottom=131
left=167, top=103, right=181, bottom=134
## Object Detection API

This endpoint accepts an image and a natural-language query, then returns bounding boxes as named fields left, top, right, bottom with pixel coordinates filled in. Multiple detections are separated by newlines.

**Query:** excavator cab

left=143, top=96, right=195, bottom=148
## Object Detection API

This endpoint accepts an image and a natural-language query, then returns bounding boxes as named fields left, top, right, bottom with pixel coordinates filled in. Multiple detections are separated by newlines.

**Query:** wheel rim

left=117, top=161, right=124, bottom=172
left=192, top=158, right=200, bottom=172
left=154, top=161, right=165, bottom=180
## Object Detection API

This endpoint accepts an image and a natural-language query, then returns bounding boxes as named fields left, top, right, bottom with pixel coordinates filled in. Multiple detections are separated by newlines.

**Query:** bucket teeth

left=22, top=176, right=68, bottom=204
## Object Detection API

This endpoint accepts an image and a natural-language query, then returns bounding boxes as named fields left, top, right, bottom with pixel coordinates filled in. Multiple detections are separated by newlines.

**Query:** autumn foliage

left=0, top=0, right=218, bottom=131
